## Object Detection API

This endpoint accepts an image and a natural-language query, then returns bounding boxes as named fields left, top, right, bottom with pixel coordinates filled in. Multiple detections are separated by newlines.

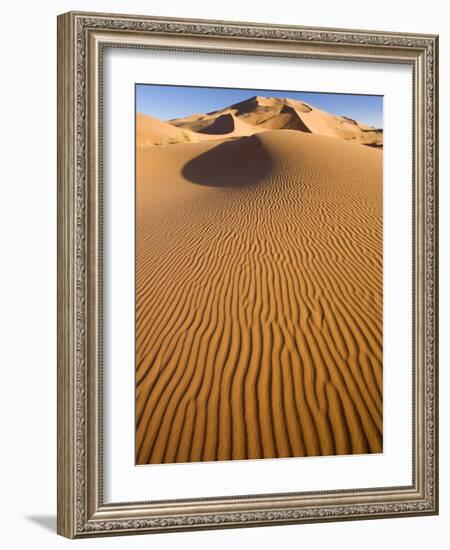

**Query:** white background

left=0, top=1, right=447, bottom=549
left=104, top=49, right=412, bottom=502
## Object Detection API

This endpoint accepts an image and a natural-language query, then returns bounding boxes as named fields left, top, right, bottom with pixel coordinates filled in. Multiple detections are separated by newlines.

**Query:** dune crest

left=198, top=112, right=266, bottom=137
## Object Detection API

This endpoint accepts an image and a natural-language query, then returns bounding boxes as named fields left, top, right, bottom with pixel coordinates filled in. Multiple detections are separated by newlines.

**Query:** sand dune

left=198, top=112, right=265, bottom=137
left=167, top=112, right=215, bottom=133
left=137, top=111, right=262, bottom=148
left=136, top=113, right=199, bottom=147
left=167, top=95, right=383, bottom=147
left=258, top=104, right=312, bottom=132
left=135, top=129, right=383, bottom=464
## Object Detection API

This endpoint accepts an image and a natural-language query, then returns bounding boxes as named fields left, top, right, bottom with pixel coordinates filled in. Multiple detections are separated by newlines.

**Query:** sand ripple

left=135, top=130, right=383, bottom=464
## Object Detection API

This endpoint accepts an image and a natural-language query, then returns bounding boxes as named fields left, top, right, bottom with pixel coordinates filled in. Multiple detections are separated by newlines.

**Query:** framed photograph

left=57, top=11, right=439, bottom=538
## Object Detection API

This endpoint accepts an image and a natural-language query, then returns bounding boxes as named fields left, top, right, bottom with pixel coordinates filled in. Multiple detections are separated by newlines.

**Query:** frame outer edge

left=57, top=12, right=77, bottom=539
left=56, top=10, right=439, bottom=538
left=431, top=34, right=439, bottom=515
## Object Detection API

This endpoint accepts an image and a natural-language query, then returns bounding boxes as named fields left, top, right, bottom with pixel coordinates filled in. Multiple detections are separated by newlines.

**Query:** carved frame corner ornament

left=57, top=11, right=438, bottom=538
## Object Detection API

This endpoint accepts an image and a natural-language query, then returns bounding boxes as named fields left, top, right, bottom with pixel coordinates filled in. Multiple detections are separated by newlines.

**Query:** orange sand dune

left=198, top=112, right=265, bottom=137
left=258, top=104, right=312, bottom=132
left=168, top=95, right=383, bottom=147
left=167, top=112, right=215, bottom=133
left=138, top=112, right=263, bottom=148
left=136, top=113, right=199, bottom=147
left=135, top=129, right=383, bottom=464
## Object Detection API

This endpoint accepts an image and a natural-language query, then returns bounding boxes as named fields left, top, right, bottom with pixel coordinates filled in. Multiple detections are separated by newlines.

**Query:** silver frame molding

left=57, top=11, right=439, bottom=538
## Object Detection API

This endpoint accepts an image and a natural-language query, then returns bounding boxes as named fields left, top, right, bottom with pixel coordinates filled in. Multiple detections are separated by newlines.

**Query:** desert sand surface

left=136, top=97, right=383, bottom=465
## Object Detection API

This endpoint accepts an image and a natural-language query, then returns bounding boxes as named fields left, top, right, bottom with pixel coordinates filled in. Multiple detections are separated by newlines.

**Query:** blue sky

left=136, top=84, right=383, bottom=128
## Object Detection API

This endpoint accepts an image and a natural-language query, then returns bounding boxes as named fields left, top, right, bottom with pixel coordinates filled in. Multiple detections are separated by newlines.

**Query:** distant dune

left=159, top=95, right=383, bottom=147
left=136, top=113, right=198, bottom=147
left=136, top=125, right=383, bottom=464
left=198, top=112, right=266, bottom=137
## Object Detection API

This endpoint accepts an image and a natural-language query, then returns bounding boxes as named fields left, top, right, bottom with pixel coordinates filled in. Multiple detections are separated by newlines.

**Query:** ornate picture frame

left=57, top=11, right=438, bottom=538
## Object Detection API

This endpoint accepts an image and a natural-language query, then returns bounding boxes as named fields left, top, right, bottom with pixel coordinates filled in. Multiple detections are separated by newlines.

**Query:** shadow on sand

left=182, top=135, right=271, bottom=188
